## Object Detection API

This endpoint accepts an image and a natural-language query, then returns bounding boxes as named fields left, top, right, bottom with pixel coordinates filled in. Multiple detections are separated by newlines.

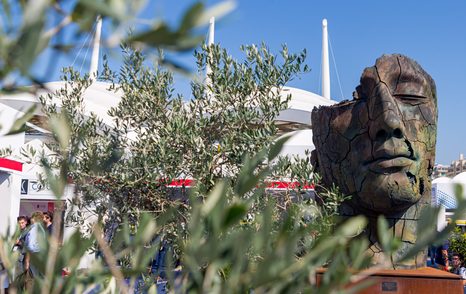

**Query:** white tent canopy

left=277, top=86, right=336, bottom=127
left=453, top=172, right=466, bottom=184
left=432, top=176, right=451, bottom=184
left=0, top=81, right=122, bottom=127
left=0, top=82, right=337, bottom=159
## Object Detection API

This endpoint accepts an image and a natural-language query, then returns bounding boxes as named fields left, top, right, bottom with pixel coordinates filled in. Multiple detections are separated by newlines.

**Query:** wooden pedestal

left=317, top=267, right=464, bottom=294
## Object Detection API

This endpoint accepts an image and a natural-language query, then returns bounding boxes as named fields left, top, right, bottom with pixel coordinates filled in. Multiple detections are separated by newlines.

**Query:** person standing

left=434, top=240, right=450, bottom=271
left=16, top=216, right=28, bottom=232
left=450, top=253, right=466, bottom=294
left=24, top=212, right=46, bottom=280
left=13, top=216, right=30, bottom=278
left=0, top=257, right=8, bottom=294
left=43, top=211, right=53, bottom=236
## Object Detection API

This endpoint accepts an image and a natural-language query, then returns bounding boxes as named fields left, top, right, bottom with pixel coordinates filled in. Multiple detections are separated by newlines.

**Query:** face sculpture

left=312, top=54, right=437, bottom=215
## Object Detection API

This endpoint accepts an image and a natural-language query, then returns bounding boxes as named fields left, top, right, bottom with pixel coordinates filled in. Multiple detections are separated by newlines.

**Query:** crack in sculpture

left=311, top=54, right=437, bottom=269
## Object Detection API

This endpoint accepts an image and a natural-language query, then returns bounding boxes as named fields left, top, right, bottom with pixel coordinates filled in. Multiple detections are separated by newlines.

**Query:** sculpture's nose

left=369, top=84, right=405, bottom=142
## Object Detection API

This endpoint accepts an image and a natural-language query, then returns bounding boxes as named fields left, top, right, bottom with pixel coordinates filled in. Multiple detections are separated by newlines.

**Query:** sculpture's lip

left=365, top=155, right=416, bottom=173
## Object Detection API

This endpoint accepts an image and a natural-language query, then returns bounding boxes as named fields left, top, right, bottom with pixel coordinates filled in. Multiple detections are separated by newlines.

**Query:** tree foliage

left=0, top=0, right=235, bottom=88
left=450, top=226, right=466, bottom=259
left=1, top=2, right=464, bottom=292
left=38, top=43, right=314, bottom=237
left=2, top=133, right=462, bottom=293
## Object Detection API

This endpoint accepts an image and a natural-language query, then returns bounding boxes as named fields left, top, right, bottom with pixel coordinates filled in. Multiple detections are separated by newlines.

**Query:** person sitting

left=451, top=253, right=466, bottom=279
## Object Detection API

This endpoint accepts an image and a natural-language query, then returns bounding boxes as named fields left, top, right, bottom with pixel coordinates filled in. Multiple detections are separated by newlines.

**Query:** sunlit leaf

left=194, top=1, right=237, bottom=29
left=377, top=216, right=390, bottom=252
left=49, top=113, right=71, bottom=151
left=222, top=203, right=247, bottom=229
left=269, top=134, right=291, bottom=161
left=335, top=215, right=367, bottom=237
left=74, top=0, right=126, bottom=23
left=5, top=105, right=36, bottom=135
left=12, top=20, right=45, bottom=73
left=178, top=2, right=204, bottom=34
left=202, top=180, right=227, bottom=216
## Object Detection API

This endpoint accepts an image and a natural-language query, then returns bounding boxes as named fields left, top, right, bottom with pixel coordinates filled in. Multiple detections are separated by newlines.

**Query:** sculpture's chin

left=350, top=172, right=423, bottom=215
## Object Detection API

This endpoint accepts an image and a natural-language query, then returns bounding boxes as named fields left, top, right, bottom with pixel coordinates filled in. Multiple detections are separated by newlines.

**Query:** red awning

left=0, top=158, right=23, bottom=172
left=167, top=179, right=194, bottom=187
left=167, top=179, right=314, bottom=190
left=265, top=181, right=314, bottom=190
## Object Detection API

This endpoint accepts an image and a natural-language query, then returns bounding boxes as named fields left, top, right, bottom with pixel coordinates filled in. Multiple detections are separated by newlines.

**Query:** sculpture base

left=317, top=267, right=463, bottom=294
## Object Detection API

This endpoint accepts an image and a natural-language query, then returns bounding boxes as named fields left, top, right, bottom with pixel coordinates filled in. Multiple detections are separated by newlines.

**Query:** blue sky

left=37, top=0, right=466, bottom=165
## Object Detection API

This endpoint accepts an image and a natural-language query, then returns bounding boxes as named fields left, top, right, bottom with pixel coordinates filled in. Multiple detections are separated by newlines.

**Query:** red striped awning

left=167, top=179, right=314, bottom=190
left=0, top=158, right=23, bottom=172
left=167, top=179, right=194, bottom=187
left=265, top=181, right=314, bottom=190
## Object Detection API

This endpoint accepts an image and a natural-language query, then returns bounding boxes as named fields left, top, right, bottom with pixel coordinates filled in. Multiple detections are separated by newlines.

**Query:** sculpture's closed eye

left=393, top=93, right=428, bottom=100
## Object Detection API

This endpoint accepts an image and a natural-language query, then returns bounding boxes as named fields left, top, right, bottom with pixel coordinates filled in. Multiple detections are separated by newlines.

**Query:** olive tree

left=38, top=43, right=321, bottom=238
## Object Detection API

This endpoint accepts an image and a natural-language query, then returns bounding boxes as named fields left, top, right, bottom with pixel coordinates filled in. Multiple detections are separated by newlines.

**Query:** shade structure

left=0, top=81, right=122, bottom=127
left=453, top=172, right=466, bottom=184
left=276, top=86, right=336, bottom=131
left=0, top=158, right=22, bottom=173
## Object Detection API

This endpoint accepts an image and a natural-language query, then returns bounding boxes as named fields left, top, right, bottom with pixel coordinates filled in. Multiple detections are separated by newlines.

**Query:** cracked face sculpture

left=311, top=54, right=437, bottom=215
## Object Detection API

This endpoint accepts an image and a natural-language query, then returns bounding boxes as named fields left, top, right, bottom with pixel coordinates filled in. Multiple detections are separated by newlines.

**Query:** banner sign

left=21, top=179, right=52, bottom=196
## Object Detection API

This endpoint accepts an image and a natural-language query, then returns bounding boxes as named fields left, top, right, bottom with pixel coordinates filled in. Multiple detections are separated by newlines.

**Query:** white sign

left=21, top=179, right=52, bottom=196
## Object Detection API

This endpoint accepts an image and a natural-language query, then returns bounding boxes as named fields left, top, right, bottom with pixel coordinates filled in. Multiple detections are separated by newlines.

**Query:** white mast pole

left=321, top=18, right=330, bottom=99
left=89, top=15, right=102, bottom=81
left=208, top=16, right=215, bottom=46
left=206, top=17, right=215, bottom=84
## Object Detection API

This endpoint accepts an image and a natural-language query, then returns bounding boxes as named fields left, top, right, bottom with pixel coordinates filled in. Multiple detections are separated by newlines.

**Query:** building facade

left=433, top=154, right=466, bottom=178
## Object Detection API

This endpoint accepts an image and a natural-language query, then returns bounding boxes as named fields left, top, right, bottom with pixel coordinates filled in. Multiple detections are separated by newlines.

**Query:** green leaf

left=202, top=180, right=227, bottom=216
left=129, top=24, right=203, bottom=51
left=178, top=2, right=204, bottom=34
left=12, top=19, right=45, bottom=73
left=41, top=163, right=66, bottom=197
left=335, top=215, right=367, bottom=237
left=8, top=0, right=49, bottom=74
left=49, top=113, right=71, bottom=151
left=159, top=57, right=194, bottom=76
left=417, top=205, right=440, bottom=236
left=132, top=214, right=158, bottom=244
left=6, top=105, right=36, bottom=135
left=74, top=0, right=126, bottom=22
left=222, top=203, right=247, bottom=229
left=399, top=206, right=450, bottom=262
left=22, top=0, right=49, bottom=26
left=269, top=134, right=291, bottom=161
left=234, top=151, right=268, bottom=196
left=129, top=24, right=176, bottom=45
left=1, top=0, right=12, bottom=29
left=71, top=2, right=99, bottom=31
left=172, top=35, right=205, bottom=52
left=377, top=216, right=390, bottom=252
left=193, top=1, right=237, bottom=29
left=349, top=238, right=370, bottom=269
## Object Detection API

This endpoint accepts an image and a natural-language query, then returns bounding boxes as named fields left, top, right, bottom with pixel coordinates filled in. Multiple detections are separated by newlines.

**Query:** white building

left=432, top=172, right=466, bottom=209
left=431, top=172, right=466, bottom=230
left=433, top=154, right=466, bottom=179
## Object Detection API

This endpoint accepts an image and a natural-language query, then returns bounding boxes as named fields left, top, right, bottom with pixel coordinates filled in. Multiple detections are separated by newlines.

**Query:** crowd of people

left=0, top=211, right=55, bottom=293
left=3, top=212, right=466, bottom=292
left=429, top=241, right=466, bottom=291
